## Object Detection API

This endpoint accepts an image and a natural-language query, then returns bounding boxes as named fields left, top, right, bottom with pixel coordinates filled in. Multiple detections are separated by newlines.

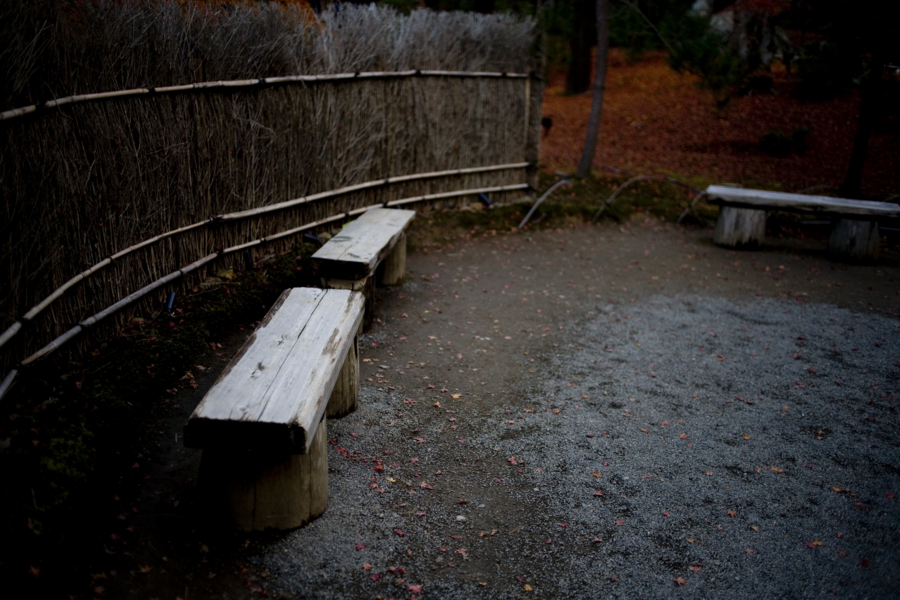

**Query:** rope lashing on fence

left=0, top=180, right=530, bottom=402
left=0, top=162, right=528, bottom=356
left=0, top=70, right=529, bottom=122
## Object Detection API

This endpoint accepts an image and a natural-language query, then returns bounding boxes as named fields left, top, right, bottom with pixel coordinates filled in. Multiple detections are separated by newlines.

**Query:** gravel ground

left=96, top=217, right=899, bottom=599
left=252, top=219, right=900, bottom=600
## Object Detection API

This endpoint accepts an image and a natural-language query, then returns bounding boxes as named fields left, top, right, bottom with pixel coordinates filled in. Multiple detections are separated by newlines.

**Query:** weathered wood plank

left=706, top=186, right=900, bottom=218
left=311, top=208, right=415, bottom=280
left=185, top=288, right=364, bottom=453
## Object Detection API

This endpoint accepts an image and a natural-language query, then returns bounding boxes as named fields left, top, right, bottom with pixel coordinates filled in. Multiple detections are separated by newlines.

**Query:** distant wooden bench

left=311, top=208, right=415, bottom=330
left=707, top=185, right=900, bottom=260
left=183, top=287, right=364, bottom=531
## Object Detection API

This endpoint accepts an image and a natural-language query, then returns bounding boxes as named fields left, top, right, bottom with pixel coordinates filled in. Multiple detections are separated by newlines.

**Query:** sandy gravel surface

left=252, top=219, right=899, bottom=599
left=101, top=217, right=899, bottom=599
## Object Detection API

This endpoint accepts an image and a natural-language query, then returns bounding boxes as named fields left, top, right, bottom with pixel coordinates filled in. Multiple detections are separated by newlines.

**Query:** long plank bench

left=183, top=287, right=364, bottom=531
left=707, top=185, right=900, bottom=260
left=311, top=208, right=415, bottom=331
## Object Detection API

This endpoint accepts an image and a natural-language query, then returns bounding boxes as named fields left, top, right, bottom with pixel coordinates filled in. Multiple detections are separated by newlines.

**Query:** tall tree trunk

left=566, top=0, right=595, bottom=95
left=841, top=57, right=883, bottom=198
left=575, top=0, right=609, bottom=179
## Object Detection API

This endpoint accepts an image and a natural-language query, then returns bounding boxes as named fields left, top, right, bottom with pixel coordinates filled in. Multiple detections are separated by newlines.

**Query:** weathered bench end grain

left=184, top=287, right=364, bottom=530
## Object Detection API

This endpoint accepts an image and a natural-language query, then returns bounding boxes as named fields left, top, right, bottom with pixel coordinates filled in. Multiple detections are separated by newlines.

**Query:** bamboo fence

left=0, top=2, right=544, bottom=387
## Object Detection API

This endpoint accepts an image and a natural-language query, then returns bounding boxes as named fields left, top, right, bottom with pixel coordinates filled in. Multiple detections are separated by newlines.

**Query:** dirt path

left=99, top=218, right=899, bottom=599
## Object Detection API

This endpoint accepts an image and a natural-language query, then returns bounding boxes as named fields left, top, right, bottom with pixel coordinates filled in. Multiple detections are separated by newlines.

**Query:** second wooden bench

left=312, top=207, right=415, bottom=331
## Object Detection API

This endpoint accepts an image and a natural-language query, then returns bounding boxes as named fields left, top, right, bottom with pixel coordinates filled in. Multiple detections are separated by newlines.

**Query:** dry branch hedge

left=0, top=2, right=542, bottom=376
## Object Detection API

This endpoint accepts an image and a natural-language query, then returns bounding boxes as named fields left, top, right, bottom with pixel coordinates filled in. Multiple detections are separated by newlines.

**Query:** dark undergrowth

left=0, top=244, right=319, bottom=597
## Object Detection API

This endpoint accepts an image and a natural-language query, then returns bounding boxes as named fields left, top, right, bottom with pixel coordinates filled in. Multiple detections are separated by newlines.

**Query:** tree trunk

left=575, top=0, right=609, bottom=179
left=566, top=0, right=595, bottom=95
left=841, top=58, right=883, bottom=198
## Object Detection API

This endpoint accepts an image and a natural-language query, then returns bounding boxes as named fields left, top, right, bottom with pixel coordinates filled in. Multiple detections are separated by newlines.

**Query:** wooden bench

left=183, top=287, right=364, bottom=531
left=707, top=185, right=900, bottom=260
left=311, top=208, right=415, bottom=331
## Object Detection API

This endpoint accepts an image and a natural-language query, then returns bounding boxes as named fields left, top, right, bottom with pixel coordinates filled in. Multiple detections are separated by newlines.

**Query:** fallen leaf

left=362, top=563, right=372, bottom=571
left=451, top=393, right=461, bottom=399
left=727, top=510, right=736, bottom=518
left=524, top=584, right=533, bottom=591
left=355, top=543, right=365, bottom=551
left=742, top=434, right=751, bottom=440
left=688, top=565, right=702, bottom=573
left=675, top=577, right=687, bottom=586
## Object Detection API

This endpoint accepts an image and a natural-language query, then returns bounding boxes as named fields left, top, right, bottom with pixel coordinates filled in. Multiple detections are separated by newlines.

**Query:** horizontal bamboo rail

left=0, top=179, right=530, bottom=401
left=0, top=162, right=527, bottom=354
left=0, top=70, right=528, bottom=122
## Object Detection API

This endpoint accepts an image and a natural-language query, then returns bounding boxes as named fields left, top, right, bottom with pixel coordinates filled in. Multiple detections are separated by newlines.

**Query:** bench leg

left=327, top=335, right=359, bottom=418
left=197, top=417, right=329, bottom=531
left=713, top=206, right=766, bottom=248
left=828, top=218, right=880, bottom=261
left=379, top=232, right=407, bottom=286
left=323, top=276, right=375, bottom=333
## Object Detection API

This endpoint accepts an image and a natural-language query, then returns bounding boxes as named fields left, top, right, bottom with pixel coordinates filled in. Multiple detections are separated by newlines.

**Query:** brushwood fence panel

left=0, top=72, right=537, bottom=375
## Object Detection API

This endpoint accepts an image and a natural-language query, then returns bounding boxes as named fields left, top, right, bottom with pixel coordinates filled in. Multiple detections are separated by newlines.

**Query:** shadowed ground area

left=95, top=216, right=899, bottom=599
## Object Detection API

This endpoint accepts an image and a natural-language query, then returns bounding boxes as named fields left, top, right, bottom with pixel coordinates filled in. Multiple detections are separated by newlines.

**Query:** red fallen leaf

left=592, top=537, right=603, bottom=543
left=394, top=529, right=405, bottom=537
left=373, top=465, right=384, bottom=472
left=410, top=457, right=419, bottom=463
left=441, top=388, right=449, bottom=393
left=675, top=577, right=687, bottom=586
left=416, top=512, right=425, bottom=517
left=586, top=434, right=594, bottom=438
left=660, top=421, right=670, bottom=426
left=838, top=551, right=848, bottom=558
left=458, top=499, right=469, bottom=504
left=640, top=428, right=650, bottom=434
left=355, top=543, right=365, bottom=551
left=350, top=433, right=358, bottom=438
left=439, top=546, right=446, bottom=552
left=414, top=437, right=425, bottom=443
left=860, top=558, right=870, bottom=568
left=362, top=563, right=372, bottom=570
left=886, top=492, right=895, bottom=499
left=387, top=566, right=405, bottom=575
left=809, top=368, right=817, bottom=374
left=420, top=482, right=433, bottom=490
left=544, top=539, right=552, bottom=544
left=507, top=456, right=518, bottom=465
left=662, top=511, right=670, bottom=517
left=558, top=523, right=568, bottom=528
left=679, top=433, right=689, bottom=439
left=427, top=385, right=435, bottom=389
left=793, top=353, right=802, bottom=360
left=455, top=548, right=468, bottom=555
left=616, top=519, right=624, bottom=526
left=404, top=398, right=416, bottom=404
left=853, top=502, right=866, bottom=510
left=370, top=573, right=382, bottom=582
left=688, top=565, right=702, bottom=572
left=407, top=584, right=423, bottom=593
left=727, top=510, right=736, bottom=517
left=450, top=535, right=461, bottom=540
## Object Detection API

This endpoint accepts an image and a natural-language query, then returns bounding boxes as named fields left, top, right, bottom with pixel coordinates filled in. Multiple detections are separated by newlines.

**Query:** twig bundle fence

left=0, top=1, right=544, bottom=381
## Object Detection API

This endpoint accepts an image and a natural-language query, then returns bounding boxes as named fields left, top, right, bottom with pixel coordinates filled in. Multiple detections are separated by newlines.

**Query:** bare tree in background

left=575, top=0, right=608, bottom=179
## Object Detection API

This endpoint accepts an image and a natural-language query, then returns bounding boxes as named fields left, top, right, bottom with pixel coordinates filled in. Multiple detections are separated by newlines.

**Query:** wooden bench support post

left=323, top=277, right=374, bottom=333
left=713, top=206, right=766, bottom=248
left=378, top=232, right=407, bottom=286
left=197, top=417, right=329, bottom=532
left=828, top=219, right=880, bottom=261
left=327, top=335, right=359, bottom=418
